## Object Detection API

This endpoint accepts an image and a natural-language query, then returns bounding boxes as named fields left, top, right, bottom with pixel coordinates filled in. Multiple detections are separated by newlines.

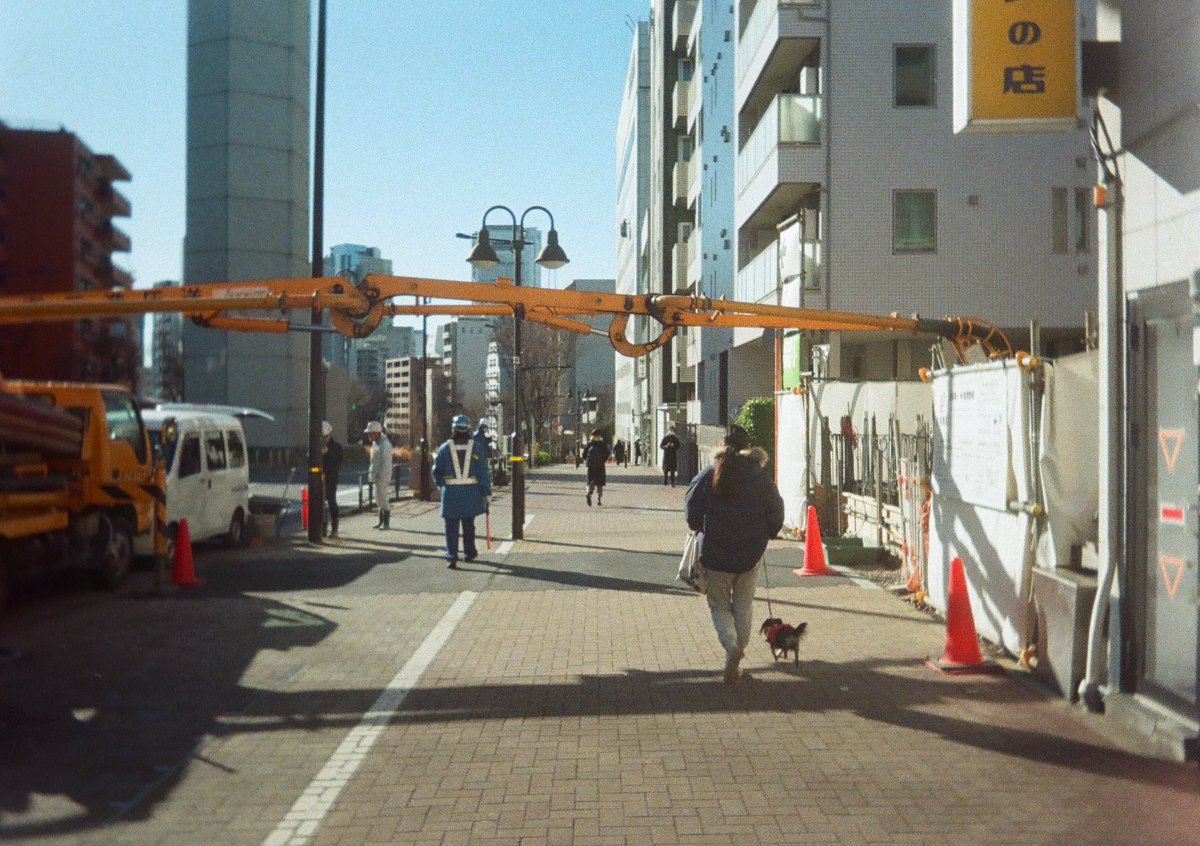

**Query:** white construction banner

left=929, top=361, right=1032, bottom=656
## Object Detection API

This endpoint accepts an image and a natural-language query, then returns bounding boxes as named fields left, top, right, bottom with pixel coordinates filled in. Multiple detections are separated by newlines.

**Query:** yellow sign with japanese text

left=953, top=0, right=1079, bottom=133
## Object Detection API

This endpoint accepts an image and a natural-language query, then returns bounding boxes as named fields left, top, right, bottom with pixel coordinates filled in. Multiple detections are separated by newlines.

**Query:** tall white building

left=615, top=19, right=652, bottom=451
left=733, top=0, right=1097, bottom=383
left=440, top=316, right=498, bottom=421
left=182, top=0, right=313, bottom=457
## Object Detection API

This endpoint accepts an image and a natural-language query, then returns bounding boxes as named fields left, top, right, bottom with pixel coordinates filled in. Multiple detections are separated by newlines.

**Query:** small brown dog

left=759, top=618, right=808, bottom=664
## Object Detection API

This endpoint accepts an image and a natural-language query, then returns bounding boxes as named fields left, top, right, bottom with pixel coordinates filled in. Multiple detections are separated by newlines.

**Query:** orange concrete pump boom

left=0, top=274, right=1012, bottom=362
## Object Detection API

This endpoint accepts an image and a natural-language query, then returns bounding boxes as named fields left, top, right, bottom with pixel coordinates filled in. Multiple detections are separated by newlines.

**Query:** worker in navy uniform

left=433, top=414, right=492, bottom=569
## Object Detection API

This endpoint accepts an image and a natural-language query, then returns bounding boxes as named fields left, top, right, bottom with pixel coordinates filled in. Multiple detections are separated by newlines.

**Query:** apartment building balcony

left=673, top=0, right=697, bottom=53
left=685, top=318, right=702, bottom=369
left=671, top=239, right=690, bottom=293
left=736, top=0, right=823, bottom=111
left=686, top=230, right=702, bottom=289
left=95, top=154, right=131, bottom=182
left=98, top=258, right=133, bottom=290
left=106, top=223, right=131, bottom=253
left=103, top=186, right=132, bottom=218
left=673, top=157, right=692, bottom=207
left=686, top=76, right=701, bottom=133
left=735, top=239, right=779, bottom=305
left=672, top=78, right=691, bottom=130
left=687, top=148, right=702, bottom=207
left=736, top=94, right=822, bottom=230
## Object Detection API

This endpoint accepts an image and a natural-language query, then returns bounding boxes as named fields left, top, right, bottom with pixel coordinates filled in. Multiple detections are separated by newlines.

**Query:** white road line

left=523, top=513, right=534, bottom=528
left=496, top=541, right=513, bottom=557
left=263, top=591, right=478, bottom=846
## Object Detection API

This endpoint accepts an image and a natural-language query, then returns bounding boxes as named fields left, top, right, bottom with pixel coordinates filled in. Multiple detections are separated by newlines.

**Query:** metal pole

left=306, top=0, right=327, bottom=544
left=422, top=305, right=430, bottom=499
left=511, top=224, right=525, bottom=539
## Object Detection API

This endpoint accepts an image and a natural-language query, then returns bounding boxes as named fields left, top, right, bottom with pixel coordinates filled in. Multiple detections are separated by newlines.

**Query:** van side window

left=178, top=434, right=202, bottom=478
left=205, top=431, right=227, bottom=470
left=226, top=430, right=246, bottom=468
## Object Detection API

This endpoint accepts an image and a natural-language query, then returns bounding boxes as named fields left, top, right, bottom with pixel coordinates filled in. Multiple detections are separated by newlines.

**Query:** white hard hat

left=365, top=421, right=383, bottom=434
left=321, top=421, right=333, bottom=437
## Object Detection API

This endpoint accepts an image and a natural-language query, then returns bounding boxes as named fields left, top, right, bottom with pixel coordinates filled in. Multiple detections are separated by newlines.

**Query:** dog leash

left=760, top=552, right=775, bottom=619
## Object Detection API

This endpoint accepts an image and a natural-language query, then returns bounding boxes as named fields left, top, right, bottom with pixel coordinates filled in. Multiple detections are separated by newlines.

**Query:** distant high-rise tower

left=182, top=0, right=311, bottom=456
left=0, top=122, right=137, bottom=385
left=148, top=280, right=185, bottom=400
left=325, top=243, right=394, bottom=369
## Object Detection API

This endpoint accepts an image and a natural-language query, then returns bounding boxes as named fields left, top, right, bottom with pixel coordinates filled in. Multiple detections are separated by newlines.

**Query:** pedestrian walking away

left=321, top=421, right=343, bottom=538
left=612, top=438, right=625, bottom=467
left=434, top=414, right=492, bottom=568
left=684, top=424, right=784, bottom=683
left=660, top=426, right=681, bottom=487
left=365, top=420, right=393, bottom=529
left=633, top=438, right=642, bottom=466
left=583, top=429, right=609, bottom=507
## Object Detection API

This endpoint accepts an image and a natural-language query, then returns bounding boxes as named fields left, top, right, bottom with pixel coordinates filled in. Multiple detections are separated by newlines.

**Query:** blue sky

left=1, top=1, right=648, bottom=303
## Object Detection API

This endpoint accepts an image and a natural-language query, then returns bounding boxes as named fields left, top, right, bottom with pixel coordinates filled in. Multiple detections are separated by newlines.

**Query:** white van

left=134, top=410, right=252, bottom=555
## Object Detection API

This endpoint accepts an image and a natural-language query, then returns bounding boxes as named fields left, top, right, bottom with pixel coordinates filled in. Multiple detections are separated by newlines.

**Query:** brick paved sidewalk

left=298, top=465, right=1199, bottom=846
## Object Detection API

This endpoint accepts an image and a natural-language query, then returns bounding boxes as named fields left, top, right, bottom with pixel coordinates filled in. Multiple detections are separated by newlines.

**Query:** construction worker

left=365, top=421, right=392, bottom=529
left=433, top=414, right=492, bottom=568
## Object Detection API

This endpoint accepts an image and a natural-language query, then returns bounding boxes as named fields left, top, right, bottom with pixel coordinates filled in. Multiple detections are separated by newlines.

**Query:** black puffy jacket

left=683, top=453, right=784, bottom=573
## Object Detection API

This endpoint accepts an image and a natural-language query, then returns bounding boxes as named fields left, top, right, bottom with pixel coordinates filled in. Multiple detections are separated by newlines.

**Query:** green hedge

left=734, top=396, right=775, bottom=469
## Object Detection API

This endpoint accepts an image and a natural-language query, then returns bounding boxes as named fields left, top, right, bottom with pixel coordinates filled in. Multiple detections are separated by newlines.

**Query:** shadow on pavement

left=0, top=543, right=411, bottom=837
left=0, top=593, right=343, bottom=838
left=482, top=558, right=696, bottom=595
left=386, top=659, right=1200, bottom=793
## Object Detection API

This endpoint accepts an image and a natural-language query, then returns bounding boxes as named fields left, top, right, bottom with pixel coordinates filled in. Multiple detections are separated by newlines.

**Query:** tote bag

left=676, top=531, right=706, bottom=593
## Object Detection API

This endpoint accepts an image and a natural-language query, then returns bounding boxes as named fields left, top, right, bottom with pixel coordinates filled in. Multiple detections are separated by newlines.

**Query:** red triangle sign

left=1159, top=555, right=1186, bottom=599
left=1158, top=429, right=1185, bottom=472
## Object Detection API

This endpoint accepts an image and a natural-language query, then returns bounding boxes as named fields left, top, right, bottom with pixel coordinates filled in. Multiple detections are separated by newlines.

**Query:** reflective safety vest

left=443, top=439, right=477, bottom=485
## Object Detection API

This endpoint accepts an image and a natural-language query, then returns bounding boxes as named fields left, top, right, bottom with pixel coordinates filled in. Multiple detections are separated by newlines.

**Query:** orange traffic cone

left=171, top=518, right=203, bottom=588
left=794, top=505, right=833, bottom=577
left=927, top=557, right=1000, bottom=674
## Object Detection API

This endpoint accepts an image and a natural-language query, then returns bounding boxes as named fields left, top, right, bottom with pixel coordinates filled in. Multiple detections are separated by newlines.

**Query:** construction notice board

left=931, top=366, right=1010, bottom=512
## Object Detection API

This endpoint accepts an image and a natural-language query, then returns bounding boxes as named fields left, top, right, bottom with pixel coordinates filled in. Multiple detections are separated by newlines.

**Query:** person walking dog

left=433, top=414, right=492, bottom=569
left=684, top=424, right=784, bottom=683
left=365, top=421, right=392, bottom=529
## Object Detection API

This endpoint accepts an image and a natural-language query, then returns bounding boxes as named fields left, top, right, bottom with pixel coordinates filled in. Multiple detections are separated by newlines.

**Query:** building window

left=893, top=191, right=936, bottom=253
left=895, top=45, right=935, bottom=107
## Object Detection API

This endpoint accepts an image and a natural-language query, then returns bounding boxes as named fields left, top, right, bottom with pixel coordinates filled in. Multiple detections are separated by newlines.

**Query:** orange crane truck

left=0, top=373, right=161, bottom=608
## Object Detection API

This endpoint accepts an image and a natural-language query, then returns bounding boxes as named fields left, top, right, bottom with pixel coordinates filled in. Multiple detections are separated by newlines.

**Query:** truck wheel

left=98, top=514, right=134, bottom=588
left=224, top=510, right=247, bottom=548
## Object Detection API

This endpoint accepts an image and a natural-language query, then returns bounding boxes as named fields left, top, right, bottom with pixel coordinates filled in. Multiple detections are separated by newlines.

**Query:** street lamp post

left=306, top=0, right=327, bottom=544
left=466, top=206, right=568, bottom=540
left=420, top=296, right=431, bottom=500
